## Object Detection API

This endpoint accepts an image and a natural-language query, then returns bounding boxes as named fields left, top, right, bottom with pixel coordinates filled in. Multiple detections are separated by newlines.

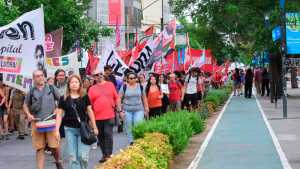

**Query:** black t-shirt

left=58, top=95, right=91, bottom=128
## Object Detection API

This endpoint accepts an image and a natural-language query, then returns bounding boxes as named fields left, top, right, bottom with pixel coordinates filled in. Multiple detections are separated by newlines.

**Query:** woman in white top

left=159, top=74, right=169, bottom=114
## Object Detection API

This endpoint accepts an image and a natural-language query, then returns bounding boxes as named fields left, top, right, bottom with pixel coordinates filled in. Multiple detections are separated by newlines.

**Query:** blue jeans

left=124, top=110, right=144, bottom=143
left=64, top=127, right=90, bottom=169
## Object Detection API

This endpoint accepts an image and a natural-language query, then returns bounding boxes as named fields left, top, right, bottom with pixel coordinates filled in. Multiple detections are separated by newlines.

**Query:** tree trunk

left=291, top=67, right=298, bottom=88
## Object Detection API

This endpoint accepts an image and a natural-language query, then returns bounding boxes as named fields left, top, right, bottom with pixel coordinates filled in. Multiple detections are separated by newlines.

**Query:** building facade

left=87, top=0, right=142, bottom=51
left=141, top=0, right=172, bottom=31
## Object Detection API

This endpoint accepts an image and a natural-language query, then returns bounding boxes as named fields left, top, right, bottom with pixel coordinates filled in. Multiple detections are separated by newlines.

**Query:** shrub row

left=132, top=110, right=204, bottom=155
left=202, top=84, right=233, bottom=113
left=98, top=133, right=173, bottom=169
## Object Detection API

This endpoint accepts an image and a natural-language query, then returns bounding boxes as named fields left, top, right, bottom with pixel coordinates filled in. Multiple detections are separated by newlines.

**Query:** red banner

left=109, top=0, right=122, bottom=25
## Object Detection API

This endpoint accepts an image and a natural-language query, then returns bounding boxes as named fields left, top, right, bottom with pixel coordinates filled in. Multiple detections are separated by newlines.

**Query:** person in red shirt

left=168, top=73, right=183, bottom=111
left=88, top=69, right=121, bottom=163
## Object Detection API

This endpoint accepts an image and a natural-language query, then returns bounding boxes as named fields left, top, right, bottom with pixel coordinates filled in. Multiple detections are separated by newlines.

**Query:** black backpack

left=187, top=74, right=199, bottom=84
left=29, top=85, right=58, bottom=105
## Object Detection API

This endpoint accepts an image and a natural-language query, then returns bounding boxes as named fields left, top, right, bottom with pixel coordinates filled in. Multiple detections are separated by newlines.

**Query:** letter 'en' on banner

left=0, top=8, right=45, bottom=76
left=3, top=73, right=33, bottom=93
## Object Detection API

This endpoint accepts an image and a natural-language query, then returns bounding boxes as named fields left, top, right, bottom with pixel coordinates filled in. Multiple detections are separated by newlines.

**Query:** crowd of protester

left=231, top=67, right=270, bottom=98
left=0, top=66, right=231, bottom=169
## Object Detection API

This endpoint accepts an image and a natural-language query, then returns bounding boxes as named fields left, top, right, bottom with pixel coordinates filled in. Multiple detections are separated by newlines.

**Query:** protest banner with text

left=0, top=8, right=45, bottom=76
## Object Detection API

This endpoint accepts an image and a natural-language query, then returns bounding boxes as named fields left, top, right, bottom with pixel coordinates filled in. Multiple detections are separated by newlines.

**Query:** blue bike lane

left=191, top=96, right=289, bottom=169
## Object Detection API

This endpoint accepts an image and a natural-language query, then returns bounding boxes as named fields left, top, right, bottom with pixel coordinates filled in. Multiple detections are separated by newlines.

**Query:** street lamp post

left=280, top=0, right=288, bottom=118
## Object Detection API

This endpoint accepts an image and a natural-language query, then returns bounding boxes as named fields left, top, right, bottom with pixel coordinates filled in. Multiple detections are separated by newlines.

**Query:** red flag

left=117, top=50, right=131, bottom=65
left=115, top=17, right=121, bottom=47
left=85, top=44, right=99, bottom=75
left=129, top=41, right=147, bottom=65
left=144, top=25, right=155, bottom=36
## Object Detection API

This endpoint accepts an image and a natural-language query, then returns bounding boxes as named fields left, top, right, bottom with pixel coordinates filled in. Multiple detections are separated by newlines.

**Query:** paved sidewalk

left=0, top=130, right=128, bottom=169
left=258, top=85, right=300, bottom=169
left=196, top=96, right=284, bottom=169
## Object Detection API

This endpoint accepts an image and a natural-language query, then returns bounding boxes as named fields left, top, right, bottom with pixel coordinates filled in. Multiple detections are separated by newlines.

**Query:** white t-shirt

left=160, top=84, right=169, bottom=94
left=185, top=76, right=198, bottom=94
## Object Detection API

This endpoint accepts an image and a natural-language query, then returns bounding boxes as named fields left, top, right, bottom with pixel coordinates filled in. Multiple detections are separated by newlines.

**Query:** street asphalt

left=0, top=128, right=128, bottom=169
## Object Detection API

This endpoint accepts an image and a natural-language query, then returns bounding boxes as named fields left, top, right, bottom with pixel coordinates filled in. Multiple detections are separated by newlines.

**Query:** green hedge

left=204, top=86, right=231, bottom=106
left=132, top=110, right=204, bottom=155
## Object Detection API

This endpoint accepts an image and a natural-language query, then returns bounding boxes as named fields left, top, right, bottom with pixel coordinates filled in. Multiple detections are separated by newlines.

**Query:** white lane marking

left=255, top=95, right=293, bottom=169
left=187, top=93, right=233, bottom=169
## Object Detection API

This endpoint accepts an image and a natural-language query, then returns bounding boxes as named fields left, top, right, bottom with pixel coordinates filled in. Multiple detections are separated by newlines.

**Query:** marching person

left=54, top=69, right=68, bottom=158
left=146, top=76, right=163, bottom=118
left=261, top=68, right=270, bottom=97
left=159, top=74, right=169, bottom=114
left=23, top=70, right=63, bottom=169
left=168, top=73, right=182, bottom=112
left=244, top=68, right=254, bottom=98
left=232, top=68, right=241, bottom=96
left=254, top=67, right=262, bottom=95
left=88, top=69, right=122, bottom=163
left=182, top=68, right=200, bottom=111
left=0, top=82, right=7, bottom=141
left=54, top=69, right=67, bottom=95
left=56, top=75, right=98, bottom=169
left=8, top=88, right=26, bottom=140
left=119, top=72, right=149, bottom=145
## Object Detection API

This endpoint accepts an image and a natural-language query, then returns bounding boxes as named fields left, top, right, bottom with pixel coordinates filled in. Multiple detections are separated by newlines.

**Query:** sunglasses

left=93, top=73, right=103, bottom=77
left=128, top=77, right=136, bottom=80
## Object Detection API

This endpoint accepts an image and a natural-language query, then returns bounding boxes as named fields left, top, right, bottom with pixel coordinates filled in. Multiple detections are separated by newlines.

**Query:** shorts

left=0, top=108, right=8, bottom=117
left=197, top=91, right=202, bottom=101
left=31, top=122, right=59, bottom=150
left=183, top=93, right=198, bottom=108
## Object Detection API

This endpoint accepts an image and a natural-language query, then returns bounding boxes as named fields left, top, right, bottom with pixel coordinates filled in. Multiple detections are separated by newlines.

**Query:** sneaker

left=5, top=135, right=9, bottom=140
left=17, top=135, right=25, bottom=140
left=0, top=135, right=4, bottom=140
left=117, top=125, right=123, bottom=133
left=54, top=161, right=64, bottom=169
left=99, top=155, right=111, bottom=163
left=92, top=143, right=97, bottom=150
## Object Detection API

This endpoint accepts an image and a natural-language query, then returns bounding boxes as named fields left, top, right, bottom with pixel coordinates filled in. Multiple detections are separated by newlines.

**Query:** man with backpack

left=182, top=68, right=200, bottom=111
left=23, top=70, right=63, bottom=169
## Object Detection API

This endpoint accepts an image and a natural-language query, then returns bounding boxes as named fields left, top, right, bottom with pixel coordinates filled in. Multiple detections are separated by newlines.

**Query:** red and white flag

left=85, top=43, right=99, bottom=75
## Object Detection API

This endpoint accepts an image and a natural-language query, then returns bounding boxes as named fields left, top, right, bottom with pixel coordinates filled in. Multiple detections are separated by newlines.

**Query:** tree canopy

left=0, top=0, right=112, bottom=53
left=170, top=0, right=300, bottom=63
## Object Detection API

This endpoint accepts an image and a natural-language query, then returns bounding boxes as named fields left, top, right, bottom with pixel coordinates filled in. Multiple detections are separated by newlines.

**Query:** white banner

left=99, top=42, right=129, bottom=78
left=46, top=52, right=80, bottom=77
left=0, top=8, right=45, bottom=76
left=3, top=73, right=33, bottom=93
left=129, top=40, right=155, bottom=73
